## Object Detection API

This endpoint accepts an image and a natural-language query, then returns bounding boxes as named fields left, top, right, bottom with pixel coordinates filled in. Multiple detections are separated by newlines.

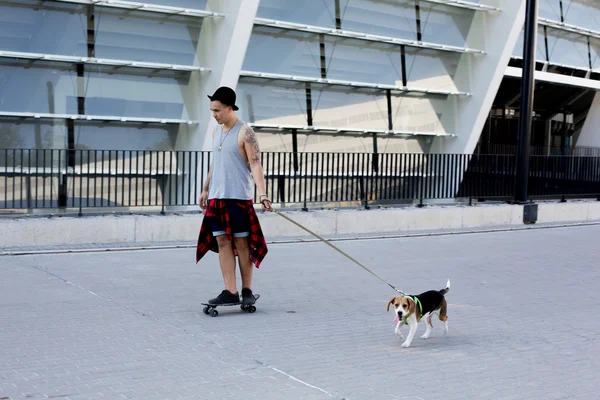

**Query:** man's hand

left=260, top=195, right=272, bottom=212
left=199, top=190, right=209, bottom=210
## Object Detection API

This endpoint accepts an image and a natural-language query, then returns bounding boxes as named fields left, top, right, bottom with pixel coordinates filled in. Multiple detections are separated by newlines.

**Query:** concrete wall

left=576, top=92, right=600, bottom=148
left=3, top=200, right=600, bottom=249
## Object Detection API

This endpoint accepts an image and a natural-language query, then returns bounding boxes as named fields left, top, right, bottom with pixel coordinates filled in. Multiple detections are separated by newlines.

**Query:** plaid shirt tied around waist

left=196, top=199, right=268, bottom=268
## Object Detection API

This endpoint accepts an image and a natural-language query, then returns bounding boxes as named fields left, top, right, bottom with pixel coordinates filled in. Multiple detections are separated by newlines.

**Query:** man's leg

left=216, top=235, right=237, bottom=294
left=234, top=236, right=252, bottom=290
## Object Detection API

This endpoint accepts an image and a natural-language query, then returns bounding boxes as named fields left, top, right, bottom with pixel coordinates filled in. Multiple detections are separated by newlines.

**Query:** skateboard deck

left=201, top=294, right=260, bottom=317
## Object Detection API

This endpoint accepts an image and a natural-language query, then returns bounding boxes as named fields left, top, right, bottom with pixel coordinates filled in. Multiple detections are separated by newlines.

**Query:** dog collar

left=403, top=296, right=423, bottom=324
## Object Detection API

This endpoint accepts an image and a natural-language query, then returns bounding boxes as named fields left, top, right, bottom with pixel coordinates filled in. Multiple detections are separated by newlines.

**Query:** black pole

left=515, top=0, right=539, bottom=203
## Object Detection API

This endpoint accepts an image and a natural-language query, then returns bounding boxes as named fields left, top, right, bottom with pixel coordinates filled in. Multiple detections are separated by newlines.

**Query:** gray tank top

left=208, top=121, right=253, bottom=200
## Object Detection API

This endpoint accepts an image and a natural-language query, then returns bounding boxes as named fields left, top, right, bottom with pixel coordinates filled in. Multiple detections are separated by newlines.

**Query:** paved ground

left=1, top=224, right=600, bottom=400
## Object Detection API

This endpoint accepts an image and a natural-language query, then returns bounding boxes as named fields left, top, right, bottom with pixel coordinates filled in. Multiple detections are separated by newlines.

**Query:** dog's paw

left=401, top=341, right=411, bottom=348
left=420, top=334, right=430, bottom=339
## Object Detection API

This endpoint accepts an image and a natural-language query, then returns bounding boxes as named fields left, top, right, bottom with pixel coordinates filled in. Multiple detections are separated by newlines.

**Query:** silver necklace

left=218, top=120, right=238, bottom=151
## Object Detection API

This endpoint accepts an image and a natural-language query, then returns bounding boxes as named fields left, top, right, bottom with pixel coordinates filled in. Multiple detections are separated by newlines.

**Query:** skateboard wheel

left=203, top=306, right=210, bottom=315
left=210, top=309, right=218, bottom=317
left=240, top=305, right=247, bottom=311
left=248, top=306, right=256, bottom=313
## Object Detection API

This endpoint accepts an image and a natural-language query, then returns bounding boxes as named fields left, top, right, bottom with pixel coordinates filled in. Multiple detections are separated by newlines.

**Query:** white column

left=172, top=0, right=259, bottom=207
left=430, top=0, right=526, bottom=155
left=175, top=0, right=259, bottom=153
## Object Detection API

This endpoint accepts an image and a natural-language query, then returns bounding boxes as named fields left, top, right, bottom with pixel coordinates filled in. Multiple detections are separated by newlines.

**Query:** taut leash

left=271, top=208, right=406, bottom=295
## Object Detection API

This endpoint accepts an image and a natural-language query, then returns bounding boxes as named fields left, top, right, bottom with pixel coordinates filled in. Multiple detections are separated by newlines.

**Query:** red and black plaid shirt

left=196, top=199, right=268, bottom=268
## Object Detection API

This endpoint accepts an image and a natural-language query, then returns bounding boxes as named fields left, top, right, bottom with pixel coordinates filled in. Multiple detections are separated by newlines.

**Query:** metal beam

left=0, top=111, right=197, bottom=125
left=0, top=50, right=209, bottom=72
left=239, top=70, right=470, bottom=96
left=505, top=66, right=600, bottom=90
left=253, top=18, right=485, bottom=55
left=247, top=123, right=456, bottom=138
left=49, top=0, right=224, bottom=18
left=419, top=0, right=500, bottom=11
left=538, top=18, right=600, bottom=41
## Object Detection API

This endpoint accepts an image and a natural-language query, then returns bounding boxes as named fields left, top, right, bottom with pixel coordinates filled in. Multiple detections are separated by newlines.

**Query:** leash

left=270, top=208, right=407, bottom=295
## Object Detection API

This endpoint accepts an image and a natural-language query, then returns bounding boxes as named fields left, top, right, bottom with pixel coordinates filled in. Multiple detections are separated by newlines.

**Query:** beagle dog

left=386, top=280, right=450, bottom=348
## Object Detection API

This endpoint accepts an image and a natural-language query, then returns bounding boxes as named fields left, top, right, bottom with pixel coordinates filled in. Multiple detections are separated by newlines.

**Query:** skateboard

left=201, top=294, right=260, bottom=317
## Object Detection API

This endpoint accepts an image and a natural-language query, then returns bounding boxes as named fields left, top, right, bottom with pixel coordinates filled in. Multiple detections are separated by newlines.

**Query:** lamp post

left=515, top=0, right=539, bottom=204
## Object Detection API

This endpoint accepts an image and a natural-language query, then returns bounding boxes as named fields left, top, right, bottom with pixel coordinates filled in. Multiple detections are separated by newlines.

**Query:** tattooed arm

left=242, top=124, right=271, bottom=210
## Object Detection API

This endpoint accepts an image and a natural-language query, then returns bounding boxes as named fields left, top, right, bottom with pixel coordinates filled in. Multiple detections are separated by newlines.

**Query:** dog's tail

left=439, top=279, right=451, bottom=295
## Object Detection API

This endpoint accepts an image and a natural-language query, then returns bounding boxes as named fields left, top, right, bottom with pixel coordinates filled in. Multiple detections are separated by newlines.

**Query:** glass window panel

left=591, top=38, right=600, bottom=71
left=297, top=133, right=375, bottom=153
left=404, top=48, right=461, bottom=92
left=94, top=9, right=202, bottom=65
left=0, top=119, right=66, bottom=150
left=0, top=60, right=77, bottom=114
left=244, top=27, right=323, bottom=76
left=80, top=68, right=190, bottom=119
left=339, top=0, right=417, bottom=41
left=512, top=29, right=547, bottom=61
left=141, top=0, right=208, bottom=8
left=256, top=0, right=336, bottom=28
left=391, top=94, right=447, bottom=133
left=0, top=0, right=87, bottom=56
left=546, top=28, right=590, bottom=68
left=562, top=0, right=600, bottom=32
left=377, top=137, right=424, bottom=153
left=73, top=122, right=178, bottom=150
left=324, top=38, right=404, bottom=86
left=311, top=88, right=388, bottom=131
left=236, top=80, right=308, bottom=126
left=252, top=131, right=294, bottom=153
left=418, top=3, right=476, bottom=47
left=539, top=0, right=562, bottom=20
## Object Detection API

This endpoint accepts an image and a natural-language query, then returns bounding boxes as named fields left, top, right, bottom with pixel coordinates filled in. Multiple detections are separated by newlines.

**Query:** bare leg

left=216, top=235, right=237, bottom=293
left=394, top=321, right=404, bottom=339
left=421, top=315, right=433, bottom=339
left=234, top=236, right=253, bottom=290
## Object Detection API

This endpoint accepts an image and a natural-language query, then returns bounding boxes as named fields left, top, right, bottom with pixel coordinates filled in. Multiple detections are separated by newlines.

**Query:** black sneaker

left=208, top=290, right=240, bottom=305
left=241, top=288, right=256, bottom=306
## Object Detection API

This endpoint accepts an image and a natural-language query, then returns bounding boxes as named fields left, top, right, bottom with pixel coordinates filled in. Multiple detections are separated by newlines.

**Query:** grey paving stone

left=1, top=225, right=599, bottom=399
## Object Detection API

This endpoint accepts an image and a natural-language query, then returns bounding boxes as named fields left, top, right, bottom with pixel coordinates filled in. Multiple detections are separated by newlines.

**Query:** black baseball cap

left=207, top=86, right=239, bottom=111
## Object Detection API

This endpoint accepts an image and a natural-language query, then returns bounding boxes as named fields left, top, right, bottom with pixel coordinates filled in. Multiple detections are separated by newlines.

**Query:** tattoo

left=245, top=125, right=261, bottom=163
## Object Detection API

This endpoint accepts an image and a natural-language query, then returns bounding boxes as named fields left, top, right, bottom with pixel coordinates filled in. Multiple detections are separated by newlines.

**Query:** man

left=196, top=86, right=272, bottom=307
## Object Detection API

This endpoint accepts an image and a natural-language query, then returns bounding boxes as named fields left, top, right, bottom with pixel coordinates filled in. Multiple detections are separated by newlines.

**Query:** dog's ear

left=387, top=298, right=395, bottom=312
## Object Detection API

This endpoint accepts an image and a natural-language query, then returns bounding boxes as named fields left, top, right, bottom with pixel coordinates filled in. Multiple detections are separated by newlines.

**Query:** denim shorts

left=209, top=200, right=250, bottom=237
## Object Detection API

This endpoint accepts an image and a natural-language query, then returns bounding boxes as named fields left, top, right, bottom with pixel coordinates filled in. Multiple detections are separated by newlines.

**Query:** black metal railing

left=1, top=149, right=600, bottom=213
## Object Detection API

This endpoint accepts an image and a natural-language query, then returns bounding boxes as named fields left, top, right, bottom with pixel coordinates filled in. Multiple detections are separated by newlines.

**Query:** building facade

left=0, top=0, right=599, bottom=209
left=1, top=0, right=598, bottom=154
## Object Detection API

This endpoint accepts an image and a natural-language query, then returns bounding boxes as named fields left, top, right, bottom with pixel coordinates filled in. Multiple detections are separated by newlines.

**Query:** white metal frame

left=511, top=55, right=598, bottom=75
left=253, top=18, right=485, bottom=55
left=505, top=66, right=600, bottom=90
left=240, top=70, right=470, bottom=96
left=49, top=0, right=224, bottom=18
left=248, top=123, right=456, bottom=137
left=538, top=18, right=600, bottom=41
left=0, top=111, right=197, bottom=125
left=0, top=50, right=209, bottom=72
left=419, top=0, right=500, bottom=11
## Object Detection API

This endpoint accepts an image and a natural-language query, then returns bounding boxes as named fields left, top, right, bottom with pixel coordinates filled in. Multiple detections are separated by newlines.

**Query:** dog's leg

left=401, top=316, right=418, bottom=348
left=394, top=321, right=404, bottom=339
left=439, top=300, right=449, bottom=334
left=420, top=314, right=433, bottom=339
